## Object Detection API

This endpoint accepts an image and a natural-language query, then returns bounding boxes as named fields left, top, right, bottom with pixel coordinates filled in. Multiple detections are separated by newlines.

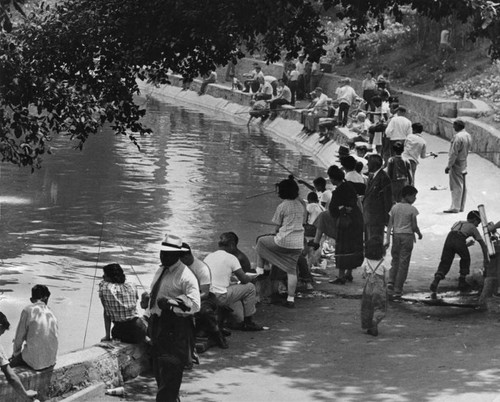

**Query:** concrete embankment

left=213, top=57, right=500, bottom=168
left=0, top=342, right=149, bottom=402
left=139, top=77, right=354, bottom=170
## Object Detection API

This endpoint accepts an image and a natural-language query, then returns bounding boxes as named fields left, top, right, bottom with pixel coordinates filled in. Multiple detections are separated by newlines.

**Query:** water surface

left=0, top=98, right=325, bottom=354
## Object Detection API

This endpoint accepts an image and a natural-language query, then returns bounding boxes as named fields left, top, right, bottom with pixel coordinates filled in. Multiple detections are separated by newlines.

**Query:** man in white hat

left=143, top=234, right=200, bottom=402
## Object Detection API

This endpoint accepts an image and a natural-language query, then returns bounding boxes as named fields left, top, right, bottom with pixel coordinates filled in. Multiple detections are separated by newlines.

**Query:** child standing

left=387, top=141, right=413, bottom=203
left=385, top=185, right=423, bottom=298
left=360, top=237, right=389, bottom=337
left=430, top=210, right=489, bottom=294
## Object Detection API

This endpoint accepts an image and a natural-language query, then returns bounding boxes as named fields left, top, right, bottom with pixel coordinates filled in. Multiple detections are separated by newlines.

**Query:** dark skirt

left=335, top=207, right=364, bottom=270
left=256, top=235, right=302, bottom=275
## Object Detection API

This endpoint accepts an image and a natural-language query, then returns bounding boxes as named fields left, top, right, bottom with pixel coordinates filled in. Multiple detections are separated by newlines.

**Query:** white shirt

left=296, top=60, right=305, bottom=75
left=187, top=257, right=211, bottom=287
left=313, top=93, right=329, bottom=110
left=402, top=133, right=427, bottom=164
left=385, top=115, right=412, bottom=141
left=204, top=250, right=241, bottom=294
left=289, top=70, right=299, bottom=81
left=13, top=301, right=59, bottom=370
left=320, top=189, right=332, bottom=210
left=306, top=203, right=325, bottom=225
left=148, top=261, right=200, bottom=316
left=260, top=81, right=273, bottom=95
left=335, top=85, right=360, bottom=106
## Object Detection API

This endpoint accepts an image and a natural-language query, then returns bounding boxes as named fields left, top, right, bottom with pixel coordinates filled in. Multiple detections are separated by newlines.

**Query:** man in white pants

left=444, top=119, right=472, bottom=213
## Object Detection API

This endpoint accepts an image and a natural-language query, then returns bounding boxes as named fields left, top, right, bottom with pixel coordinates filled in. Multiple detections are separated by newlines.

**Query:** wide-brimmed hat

left=160, top=234, right=190, bottom=252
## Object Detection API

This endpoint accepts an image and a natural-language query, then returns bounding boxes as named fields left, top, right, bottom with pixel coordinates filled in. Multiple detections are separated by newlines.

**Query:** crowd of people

left=2, top=57, right=498, bottom=402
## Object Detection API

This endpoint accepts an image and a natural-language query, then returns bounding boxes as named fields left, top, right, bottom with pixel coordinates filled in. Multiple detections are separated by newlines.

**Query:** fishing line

left=245, top=125, right=305, bottom=182
left=82, top=218, right=105, bottom=349
left=118, top=243, right=146, bottom=290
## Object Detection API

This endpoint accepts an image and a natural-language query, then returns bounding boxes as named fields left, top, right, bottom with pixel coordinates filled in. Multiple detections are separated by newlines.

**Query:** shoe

left=366, top=327, right=379, bottom=337
left=345, top=274, right=353, bottom=282
left=241, top=321, right=264, bottom=331
left=430, top=279, right=440, bottom=293
left=221, top=328, right=232, bottom=337
left=214, top=333, right=229, bottom=349
left=329, top=277, right=346, bottom=285
left=387, top=283, right=394, bottom=291
left=443, top=209, right=459, bottom=213
left=458, top=277, right=471, bottom=291
left=282, top=301, right=295, bottom=308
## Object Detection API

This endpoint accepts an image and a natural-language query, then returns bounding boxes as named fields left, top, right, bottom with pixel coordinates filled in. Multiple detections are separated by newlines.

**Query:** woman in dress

left=255, top=176, right=306, bottom=308
left=98, top=263, right=146, bottom=343
left=327, top=166, right=365, bottom=284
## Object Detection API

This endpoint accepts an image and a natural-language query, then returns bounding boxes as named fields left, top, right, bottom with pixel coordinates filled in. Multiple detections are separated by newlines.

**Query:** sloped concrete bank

left=0, top=343, right=149, bottom=402
left=138, top=78, right=352, bottom=169
left=218, top=57, right=500, bottom=167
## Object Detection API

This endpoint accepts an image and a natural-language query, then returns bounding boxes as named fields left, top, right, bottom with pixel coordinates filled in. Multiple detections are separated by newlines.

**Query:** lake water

left=0, top=97, right=326, bottom=354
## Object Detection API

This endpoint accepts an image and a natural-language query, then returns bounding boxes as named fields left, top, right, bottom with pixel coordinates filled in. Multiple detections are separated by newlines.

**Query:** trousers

left=388, top=233, right=415, bottom=293
left=449, top=167, right=467, bottom=211
left=435, top=231, right=470, bottom=278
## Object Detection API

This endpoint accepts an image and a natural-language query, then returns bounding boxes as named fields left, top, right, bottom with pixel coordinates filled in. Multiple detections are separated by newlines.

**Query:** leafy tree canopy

left=1, top=0, right=499, bottom=169
left=0, top=0, right=327, bottom=169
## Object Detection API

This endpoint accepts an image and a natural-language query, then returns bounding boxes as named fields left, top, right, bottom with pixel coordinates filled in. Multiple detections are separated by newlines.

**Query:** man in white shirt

left=144, top=234, right=200, bottom=402
left=0, top=312, right=38, bottom=401
left=11, top=285, right=58, bottom=371
left=243, top=64, right=264, bottom=93
left=402, top=122, right=436, bottom=182
left=385, top=106, right=412, bottom=162
left=204, top=234, right=263, bottom=331
left=180, top=243, right=228, bottom=349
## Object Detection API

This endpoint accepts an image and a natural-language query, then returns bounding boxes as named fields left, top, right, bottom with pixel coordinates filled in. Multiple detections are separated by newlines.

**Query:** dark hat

left=336, top=145, right=351, bottom=158
left=160, top=234, right=190, bottom=252
left=314, top=87, right=323, bottom=92
left=392, top=141, right=404, bottom=152
left=453, top=119, right=465, bottom=129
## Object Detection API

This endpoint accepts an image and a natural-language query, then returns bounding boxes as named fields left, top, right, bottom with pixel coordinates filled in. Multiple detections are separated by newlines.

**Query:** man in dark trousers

left=363, top=153, right=393, bottom=241
left=143, top=234, right=201, bottom=402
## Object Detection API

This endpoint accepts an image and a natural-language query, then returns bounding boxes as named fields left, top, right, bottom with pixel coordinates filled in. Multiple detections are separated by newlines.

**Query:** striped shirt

left=273, top=199, right=306, bottom=249
left=98, top=281, right=139, bottom=322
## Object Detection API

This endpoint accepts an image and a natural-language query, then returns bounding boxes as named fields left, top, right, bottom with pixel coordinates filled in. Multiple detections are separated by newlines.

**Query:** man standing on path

left=363, top=154, right=393, bottom=241
left=384, top=106, right=412, bottom=163
left=444, top=119, right=472, bottom=213
left=145, top=234, right=200, bottom=402
left=402, top=122, right=436, bottom=182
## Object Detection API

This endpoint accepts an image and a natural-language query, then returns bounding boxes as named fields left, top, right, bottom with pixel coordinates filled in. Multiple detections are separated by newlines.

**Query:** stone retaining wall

left=209, top=57, right=500, bottom=167
left=0, top=343, right=149, bottom=402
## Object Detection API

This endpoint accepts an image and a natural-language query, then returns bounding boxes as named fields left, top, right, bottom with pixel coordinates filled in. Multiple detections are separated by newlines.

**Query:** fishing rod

left=234, top=107, right=308, bottom=115
left=118, top=243, right=146, bottom=289
left=245, top=189, right=276, bottom=199
left=82, top=218, right=105, bottom=349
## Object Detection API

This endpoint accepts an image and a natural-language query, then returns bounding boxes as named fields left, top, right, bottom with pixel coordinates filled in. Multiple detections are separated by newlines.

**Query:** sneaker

left=241, top=321, right=264, bottom=331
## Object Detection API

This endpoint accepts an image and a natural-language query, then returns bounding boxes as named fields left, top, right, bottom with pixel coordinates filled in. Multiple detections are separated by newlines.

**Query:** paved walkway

left=72, top=129, right=500, bottom=402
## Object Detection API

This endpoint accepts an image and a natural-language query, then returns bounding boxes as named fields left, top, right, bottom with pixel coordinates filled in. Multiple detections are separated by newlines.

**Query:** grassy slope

left=333, top=39, right=500, bottom=128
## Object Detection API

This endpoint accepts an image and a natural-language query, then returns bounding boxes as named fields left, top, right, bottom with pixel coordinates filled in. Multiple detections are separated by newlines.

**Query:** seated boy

left=0, top=312, right=39, bottom=401
left=430, top=210, right=490, bottom=294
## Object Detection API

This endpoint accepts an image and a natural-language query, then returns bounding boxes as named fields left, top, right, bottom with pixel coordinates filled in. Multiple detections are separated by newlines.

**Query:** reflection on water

left=0, top=97, right=325, bottom=354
